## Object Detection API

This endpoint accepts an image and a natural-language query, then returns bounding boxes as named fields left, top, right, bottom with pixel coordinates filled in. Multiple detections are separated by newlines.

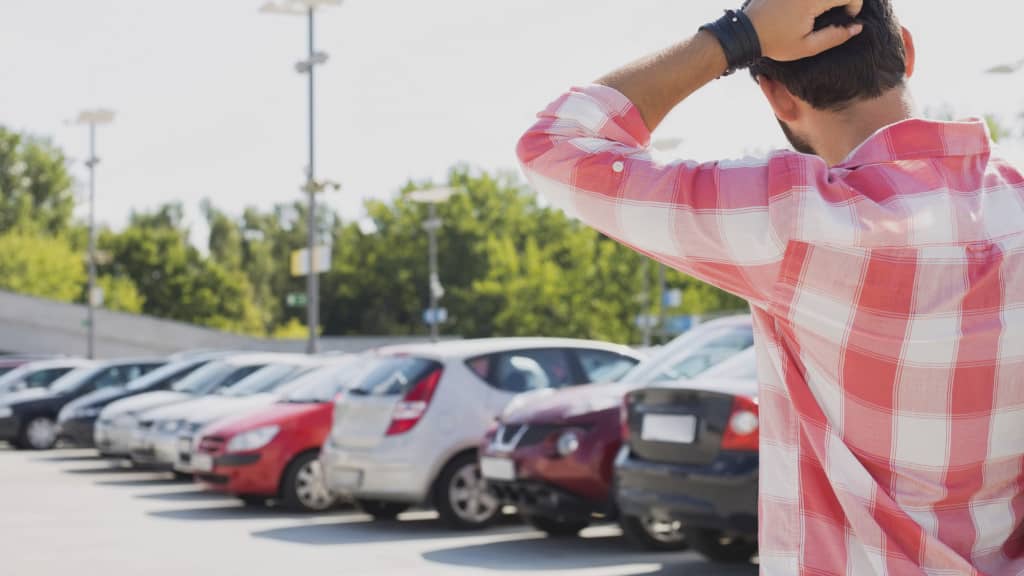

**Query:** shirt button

left=612, top=161, right=624, bottom=173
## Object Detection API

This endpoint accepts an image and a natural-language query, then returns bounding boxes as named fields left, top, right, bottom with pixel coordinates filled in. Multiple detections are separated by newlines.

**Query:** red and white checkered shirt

left=517, top=84, right=1024, bottom=575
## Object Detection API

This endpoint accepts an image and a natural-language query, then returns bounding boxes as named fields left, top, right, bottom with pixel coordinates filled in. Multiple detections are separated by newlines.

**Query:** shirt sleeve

left=516, top=84, right=799, bottom=307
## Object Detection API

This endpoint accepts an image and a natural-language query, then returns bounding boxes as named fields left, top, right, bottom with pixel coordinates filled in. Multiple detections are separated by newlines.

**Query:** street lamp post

left=408, top=187, right=459, bottom=342
left=262, top=0, right=342, bottom=354
left=72, top=109, right=115, bottom=360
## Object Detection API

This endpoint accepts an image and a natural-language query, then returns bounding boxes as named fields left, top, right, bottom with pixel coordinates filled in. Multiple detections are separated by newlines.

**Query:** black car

left=56, top=354, right=223, bottom=448
left=0, top=358, right=165, bottom=450
left=615, top=349, right=759, bottom=564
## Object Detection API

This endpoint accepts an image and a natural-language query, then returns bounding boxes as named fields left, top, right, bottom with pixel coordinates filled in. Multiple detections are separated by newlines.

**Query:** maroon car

left=480, top=316, right=754, bottom=547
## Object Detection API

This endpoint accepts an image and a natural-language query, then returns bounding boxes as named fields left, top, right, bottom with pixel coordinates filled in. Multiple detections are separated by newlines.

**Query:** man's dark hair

left=749, top=0, right=907, bottom=111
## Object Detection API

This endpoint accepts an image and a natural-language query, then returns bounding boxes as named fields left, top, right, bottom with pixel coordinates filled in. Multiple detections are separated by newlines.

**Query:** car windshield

left=217, top=364, right=308, bottom=397
left=48, top=366, right=103, bottom=395
left=281, top=359, right=362, bottom=404
left=0, top=365, right=36, bottom=390
left=125, top=359, right=204, bottom=391
left=621, top=320, right=754, bottom=384
left=171, top=361, right=241, bottom=394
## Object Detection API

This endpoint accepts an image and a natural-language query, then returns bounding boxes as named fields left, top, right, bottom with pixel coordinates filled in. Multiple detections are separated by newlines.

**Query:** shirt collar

left=836, top=117, right=991, bottom=169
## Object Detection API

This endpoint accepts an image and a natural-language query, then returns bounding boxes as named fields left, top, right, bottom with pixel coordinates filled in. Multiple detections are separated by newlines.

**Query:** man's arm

left=598, top=0, right=864, bottom=133
left=517, top=1, right=863, bottom=305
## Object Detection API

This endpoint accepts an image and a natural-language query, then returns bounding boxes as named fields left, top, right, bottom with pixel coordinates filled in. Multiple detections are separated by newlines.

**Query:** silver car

left=97, top=353, right=289, bottom=460
left=321, top=338, right=642, bottom=529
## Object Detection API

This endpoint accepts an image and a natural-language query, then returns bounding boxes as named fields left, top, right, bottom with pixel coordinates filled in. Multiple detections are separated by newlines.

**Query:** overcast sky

left=1, top=0, right=1022, bottom=245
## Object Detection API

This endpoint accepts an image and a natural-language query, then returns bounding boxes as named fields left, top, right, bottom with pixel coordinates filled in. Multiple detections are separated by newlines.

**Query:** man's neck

left=814, top=87, right=915, bottom=166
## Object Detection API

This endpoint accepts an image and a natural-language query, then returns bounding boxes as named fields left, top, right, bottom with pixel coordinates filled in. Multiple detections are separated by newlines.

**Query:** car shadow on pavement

left=62, top=464, right=155, bottom=475
left=421, top=534, right=758, bottom=575
left=96, top=477, right=187, bottom=487
left=33, top=454, right=107, bottom=463
left=135, top=489, right=235, bottom=502
left=148, top=505, right=340, bottom=522
left=251, top=515, right=529, bottom=546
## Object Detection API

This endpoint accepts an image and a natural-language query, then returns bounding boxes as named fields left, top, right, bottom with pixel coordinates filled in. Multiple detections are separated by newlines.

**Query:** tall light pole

left=408, top=187, right=459, bottom=342
left=262, top=0, right=342, bottom=354
left=72, top=109, right=115, bottom=360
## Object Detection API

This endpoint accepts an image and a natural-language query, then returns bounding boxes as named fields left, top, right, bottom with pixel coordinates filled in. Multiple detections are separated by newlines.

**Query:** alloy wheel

left=294, top=459, right=334, bottom=511
left=26, top=418, right=57, bottom=450
left=447, top=462, right=499, bottom=524
left=642, top=517, right=686, bottom=544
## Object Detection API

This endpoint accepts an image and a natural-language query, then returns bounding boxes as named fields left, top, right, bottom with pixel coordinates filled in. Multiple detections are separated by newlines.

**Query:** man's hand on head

left=744, top=0, right=864, bottom=62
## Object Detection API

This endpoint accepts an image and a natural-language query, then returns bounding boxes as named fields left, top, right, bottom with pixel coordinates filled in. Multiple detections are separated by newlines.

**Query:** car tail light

left=619, top=394, right=631, bottom=442
left=385, top=368, right=443, bottom=436
left=721, top=395, right=759, bottom=452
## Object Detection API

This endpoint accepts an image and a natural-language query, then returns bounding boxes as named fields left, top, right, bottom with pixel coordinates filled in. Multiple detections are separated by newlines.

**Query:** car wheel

left=684, top=528, right=757, bottom=563
left=433, top=452, right=501, bottom=530
left=356, top=499, right=409, bottom=520
left=281, top=452, right=337, bottom=513
left=172, top=470, right=192, bottom=481
left=238, top=495, right=269, bottom=508
left=620, top=514, right=689, bottom=551
left=19, top=417, right=58, bottom=451
left=525, top=514, right=590, bottom=537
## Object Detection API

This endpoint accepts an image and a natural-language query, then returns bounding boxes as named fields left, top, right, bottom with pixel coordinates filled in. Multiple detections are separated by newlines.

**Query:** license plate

left=330, top=468, right=362, bottom=489
left=480, top=457, right=516, bottom=481
left=641, top=414, right=698, bottom=444
left=178, top=437, right=192, bottom=454
left=191, top=453, right=214, bottom=473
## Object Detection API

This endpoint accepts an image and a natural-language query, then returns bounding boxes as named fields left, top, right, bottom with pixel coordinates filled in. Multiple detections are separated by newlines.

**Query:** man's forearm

left=596, top=31, right=727, bottom=134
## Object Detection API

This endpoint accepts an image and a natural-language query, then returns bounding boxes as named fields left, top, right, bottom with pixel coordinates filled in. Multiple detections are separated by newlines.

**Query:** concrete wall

left=0, top=290, right=446, bottom=358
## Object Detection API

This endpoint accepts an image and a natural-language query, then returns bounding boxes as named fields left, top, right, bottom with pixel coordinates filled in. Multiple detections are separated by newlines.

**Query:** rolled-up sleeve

left=516, top=84, right=798, bottom=307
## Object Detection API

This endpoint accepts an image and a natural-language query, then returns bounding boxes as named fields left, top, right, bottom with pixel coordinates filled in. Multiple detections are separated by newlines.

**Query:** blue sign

left=423, top=307, right=449, bottom=326
left=664, top=315, right=695, bottom=336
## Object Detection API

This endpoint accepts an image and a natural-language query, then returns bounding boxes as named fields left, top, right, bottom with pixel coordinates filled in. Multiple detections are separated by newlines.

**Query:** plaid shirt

left=517, top=84, right=1024, bottom=575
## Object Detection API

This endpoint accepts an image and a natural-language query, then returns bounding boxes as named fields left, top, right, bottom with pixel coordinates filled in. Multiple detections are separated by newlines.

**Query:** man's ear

left=757, top=75, right=800, bottom=123
left=902, top=27, right=916, bottom=79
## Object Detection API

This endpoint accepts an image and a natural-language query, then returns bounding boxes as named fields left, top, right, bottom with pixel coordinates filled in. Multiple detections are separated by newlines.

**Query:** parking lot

left=0, top=446, right=756, bottom=576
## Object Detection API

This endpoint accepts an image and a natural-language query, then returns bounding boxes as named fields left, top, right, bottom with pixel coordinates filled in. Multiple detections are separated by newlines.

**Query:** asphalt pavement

left=0, top=446, right=757, bottom=576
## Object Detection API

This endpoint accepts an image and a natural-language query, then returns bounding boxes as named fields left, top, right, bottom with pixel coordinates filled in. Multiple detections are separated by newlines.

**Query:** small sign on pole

left=423, top=307, right=449, bottom=326
left=290, top=245, right=332, bottom=277
left=285, top=293, right=308, bottom=308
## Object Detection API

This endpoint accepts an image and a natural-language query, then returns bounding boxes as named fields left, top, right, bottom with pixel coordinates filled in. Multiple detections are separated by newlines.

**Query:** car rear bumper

left=614, top=446, right=758, bottom=536
left=488, top=479, right=610, bottom=522
left=131, top=431, right=178, bottom=469
left=320, top=442, right=429, bottom=503
left=58, top=417, right=97, bottom=447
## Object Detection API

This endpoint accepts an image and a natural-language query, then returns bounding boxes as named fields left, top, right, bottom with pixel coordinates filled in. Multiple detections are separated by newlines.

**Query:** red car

left=192, top=360, right=359, bottom=512
left=479, top=316, right=754, bottom=548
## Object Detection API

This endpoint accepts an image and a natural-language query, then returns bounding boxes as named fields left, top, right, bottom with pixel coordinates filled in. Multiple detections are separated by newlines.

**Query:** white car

left=96, top=353, right=285, bottom=458
left=320, top=338, right=642, bottom=529
left=0, top=358, right=95, bottom=396
left=137, top=356, right=320, bottom=473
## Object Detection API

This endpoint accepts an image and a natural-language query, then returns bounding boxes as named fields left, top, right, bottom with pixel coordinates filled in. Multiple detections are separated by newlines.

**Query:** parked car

left=0, top=358, right=165, bottom=450
left=479, top=316, right=754, bottom=546
left=321, top=338, right=642, bottom=529
left=96, top=354, right=279, bottom=458
left=0, top=355, right=57, bottom=378
left=56, top=353, right=227, bottom=447
left=193, top=358, right=363, bottom=511
left=133, top=355, right=316, bottom=473
left=0, top=358, right=94, bottom=396
left=615, top=348, right=759, bottom=563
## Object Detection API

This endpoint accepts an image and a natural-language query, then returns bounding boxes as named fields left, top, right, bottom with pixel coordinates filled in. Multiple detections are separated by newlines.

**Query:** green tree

left=0, top=230, right=85, bottom=301
left=97, top=275, right=145, bottom=313
left=0, top=127, right=76, bottom=235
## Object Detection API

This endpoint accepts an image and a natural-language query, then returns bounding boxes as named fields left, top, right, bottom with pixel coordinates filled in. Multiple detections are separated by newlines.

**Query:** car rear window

left=349, top=356, right=441, bottom=397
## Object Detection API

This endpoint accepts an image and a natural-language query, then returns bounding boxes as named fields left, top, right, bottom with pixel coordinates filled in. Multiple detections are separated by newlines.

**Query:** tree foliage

left=0, top=230, right=85, bottom=302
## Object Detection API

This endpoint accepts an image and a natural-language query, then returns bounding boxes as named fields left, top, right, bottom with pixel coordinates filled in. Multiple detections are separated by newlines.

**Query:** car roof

left=97, top=357, right=167, bottom=366
left=218, top=352, right=315, bottom=367
left=373, top=338, right=641, bottom=361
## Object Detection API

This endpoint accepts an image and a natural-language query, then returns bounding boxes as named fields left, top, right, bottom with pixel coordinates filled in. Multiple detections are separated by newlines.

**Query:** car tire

left=281, top=452, right=337, bottom=513
left=356, top=499, right=409, bottom=520
left=238, top=495, right=269, bottom=508
left=525, top=514, right=589, bottom=537
left=18, top=417, right=59, bottom=451
left=172, top=470, right=192, bottom=481
left=684, top=528, right=757, bottom=563
left=619, top=514, right=689, bottom=552
left=433, top=452, right=501, bottom=530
